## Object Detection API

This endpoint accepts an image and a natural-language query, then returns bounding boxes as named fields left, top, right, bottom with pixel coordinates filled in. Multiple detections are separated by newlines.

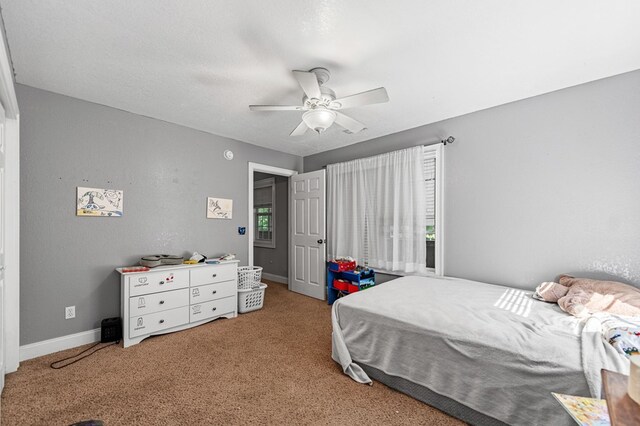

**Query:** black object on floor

left=101, top=317, right=122, bottom=343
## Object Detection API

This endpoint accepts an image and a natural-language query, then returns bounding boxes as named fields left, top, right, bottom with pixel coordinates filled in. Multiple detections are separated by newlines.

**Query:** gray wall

left=305, top=70, right=640, bottom=289
left=253, top=172, right=288, bottom=278
left=19, top=84, right=302, bottom=344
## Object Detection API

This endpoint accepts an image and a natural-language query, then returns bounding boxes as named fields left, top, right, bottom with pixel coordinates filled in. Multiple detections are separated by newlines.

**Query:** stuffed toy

left=534, top=275, right=640, bottom=317
left=555, top=274, right=640, bottom=317
left=533, top=281, right=569, bottom=302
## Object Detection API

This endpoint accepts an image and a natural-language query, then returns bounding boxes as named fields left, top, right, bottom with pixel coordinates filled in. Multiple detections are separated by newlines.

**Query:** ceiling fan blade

left=290, top=121, right=309, bottom=136
left=332, top=87, right=389, bottom=109
left=249, top=105, right=303, bottom=111
left=334, top=112, right=366, bottom=134
left=292, top=70, right=321, bottom=99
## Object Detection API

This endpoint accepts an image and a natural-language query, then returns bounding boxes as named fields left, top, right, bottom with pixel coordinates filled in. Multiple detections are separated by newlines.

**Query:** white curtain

left=327, top=146, right=427, bottom=274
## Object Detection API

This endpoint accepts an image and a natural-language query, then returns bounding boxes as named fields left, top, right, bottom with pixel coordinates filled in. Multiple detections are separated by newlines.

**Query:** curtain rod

left=440, top=136, right=455, bottom=145
left=320, top=136, right=455, bottom=169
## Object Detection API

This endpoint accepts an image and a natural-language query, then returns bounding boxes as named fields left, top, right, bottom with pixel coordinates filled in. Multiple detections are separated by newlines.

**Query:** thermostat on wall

left=224, top=150, right=234, bottom=160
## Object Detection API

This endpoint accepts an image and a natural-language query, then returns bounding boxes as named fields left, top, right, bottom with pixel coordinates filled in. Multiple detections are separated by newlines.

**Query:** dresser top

left=116, top=259, right=239, bottom=275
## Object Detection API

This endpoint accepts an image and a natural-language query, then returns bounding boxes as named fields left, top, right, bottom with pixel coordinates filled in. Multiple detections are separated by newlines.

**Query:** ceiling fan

left=249, top=67, right=389, bottom=136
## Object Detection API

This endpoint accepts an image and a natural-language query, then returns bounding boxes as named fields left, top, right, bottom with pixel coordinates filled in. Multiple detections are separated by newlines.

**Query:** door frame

left=247, top=162, right=297, bottom=290
left=0, top=24, right=20, bottom=375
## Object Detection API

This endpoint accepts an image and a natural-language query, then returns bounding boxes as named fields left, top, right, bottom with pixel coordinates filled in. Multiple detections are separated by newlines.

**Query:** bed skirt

left=360, top=363, right=508, bottom=426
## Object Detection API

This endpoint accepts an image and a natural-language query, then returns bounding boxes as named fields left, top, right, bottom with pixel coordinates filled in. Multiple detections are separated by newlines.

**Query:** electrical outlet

left=65, top=306, right=75, bottom=319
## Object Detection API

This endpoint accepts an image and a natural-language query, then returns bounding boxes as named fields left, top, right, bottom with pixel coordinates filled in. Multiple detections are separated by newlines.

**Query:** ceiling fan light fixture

left=302, top=109, right=336, bottom=134
left=249, top=68, right=389, bottom=136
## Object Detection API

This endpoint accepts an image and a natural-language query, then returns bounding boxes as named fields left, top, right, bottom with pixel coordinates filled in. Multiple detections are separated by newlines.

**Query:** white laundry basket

left=238, top=283, right=268, bottom=313
left=237, top=266, right=263, bottom=289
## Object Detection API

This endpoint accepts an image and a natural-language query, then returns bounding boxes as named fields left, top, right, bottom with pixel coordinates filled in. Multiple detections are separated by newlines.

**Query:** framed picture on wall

left=207, top=197, right=232, bottom=219
left=76, top=186, right=123, bottom=217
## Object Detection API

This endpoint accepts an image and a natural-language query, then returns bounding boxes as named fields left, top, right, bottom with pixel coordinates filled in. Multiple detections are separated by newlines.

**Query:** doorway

left=253, top=172, right=289, bottom=286
left=247, top=163, right=327, bottom=300
left=247, top=162, right=297, bottom=291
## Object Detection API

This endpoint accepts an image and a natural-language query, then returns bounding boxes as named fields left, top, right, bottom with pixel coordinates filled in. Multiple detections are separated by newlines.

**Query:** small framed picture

left=207, top=197, right=232, bottom=219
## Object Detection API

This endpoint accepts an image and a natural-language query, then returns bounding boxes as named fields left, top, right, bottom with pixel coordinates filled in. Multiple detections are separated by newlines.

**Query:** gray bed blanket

left=331, top=275, right=628, bottom=426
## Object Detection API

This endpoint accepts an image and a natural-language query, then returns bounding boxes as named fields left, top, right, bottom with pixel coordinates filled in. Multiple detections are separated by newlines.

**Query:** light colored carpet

left=1, top=280, right=463, bottom=425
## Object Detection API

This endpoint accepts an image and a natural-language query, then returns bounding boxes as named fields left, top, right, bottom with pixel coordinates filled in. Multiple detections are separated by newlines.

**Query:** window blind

left=254, top=186, right=272, bottom=206
left=423, top=147, right=436, bottom=227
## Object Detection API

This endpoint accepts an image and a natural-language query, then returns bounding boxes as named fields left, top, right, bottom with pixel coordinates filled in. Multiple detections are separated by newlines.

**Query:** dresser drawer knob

left=212, top=290, right=217, bottom=294
left=212, top=274, right=217, bottom=278
left=212, top=307, right=217, bottom=311
left=159, top=300, right=165, bottom=305
left=159, top=280, right=165, bottom=285
left=159, top=319, right=165, bottom=324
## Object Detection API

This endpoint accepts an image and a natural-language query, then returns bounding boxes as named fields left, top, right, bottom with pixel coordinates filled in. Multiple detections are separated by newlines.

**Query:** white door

left=0, top=102, right=5, bottom=392
left=290, top=170, right=326, bottom=300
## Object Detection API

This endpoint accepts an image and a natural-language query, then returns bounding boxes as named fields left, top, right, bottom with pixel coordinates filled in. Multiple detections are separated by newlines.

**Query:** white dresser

left=117, top=261, right=239, bottom=348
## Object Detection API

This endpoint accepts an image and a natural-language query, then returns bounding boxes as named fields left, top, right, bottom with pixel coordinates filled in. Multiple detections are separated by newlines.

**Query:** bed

left=332, top=275, right=629, bottom=426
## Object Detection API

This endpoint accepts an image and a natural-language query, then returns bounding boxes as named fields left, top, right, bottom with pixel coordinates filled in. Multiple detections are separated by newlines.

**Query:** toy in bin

left=333, top=279, right=349, bottom=292
left=329, top=256, right=356, bottom=272
left=333, top=278, right=363, bottom=294
left=359, top=277, right=375, bottom=290
left=327, top=261, right=376, bottom=305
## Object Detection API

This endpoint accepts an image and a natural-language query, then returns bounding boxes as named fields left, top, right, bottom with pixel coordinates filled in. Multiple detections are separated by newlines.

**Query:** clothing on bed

left=332, top=275, right=629, bottom=426
left=597, top=313, right=640, bottom=358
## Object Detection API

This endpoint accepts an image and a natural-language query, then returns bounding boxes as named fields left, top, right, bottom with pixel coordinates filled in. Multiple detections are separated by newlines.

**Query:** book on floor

left=552, top=392, right=610, bottom=426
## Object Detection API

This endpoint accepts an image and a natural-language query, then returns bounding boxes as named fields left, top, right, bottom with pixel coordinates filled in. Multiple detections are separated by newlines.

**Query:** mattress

left=331, top=275, right=628, bottom=426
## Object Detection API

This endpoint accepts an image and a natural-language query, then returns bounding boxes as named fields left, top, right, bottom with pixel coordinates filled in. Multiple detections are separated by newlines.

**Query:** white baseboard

left=262, top=272, right=288, bottom=284
left=19, top=328, right=101, bottom=362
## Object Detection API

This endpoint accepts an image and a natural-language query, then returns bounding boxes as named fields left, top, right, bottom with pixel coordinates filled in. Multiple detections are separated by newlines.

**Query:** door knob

left=317, top=239, right=326, bottom=244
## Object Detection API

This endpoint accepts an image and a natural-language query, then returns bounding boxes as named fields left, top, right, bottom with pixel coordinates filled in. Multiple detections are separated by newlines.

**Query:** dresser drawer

left=190, top=296, right=236, bottom=323
left=129, top=306, right=189, bottom=338
left=190, top=280, right=236, bottom=304
left=129, top=288, right=189, bottom=317
left=190, top=264, right=236, bottom=287
left=129, top=269, right=189, bottom=296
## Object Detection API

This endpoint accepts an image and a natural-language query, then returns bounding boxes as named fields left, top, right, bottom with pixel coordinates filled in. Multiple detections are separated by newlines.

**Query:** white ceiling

left=2, top=1, right=640, bottom=156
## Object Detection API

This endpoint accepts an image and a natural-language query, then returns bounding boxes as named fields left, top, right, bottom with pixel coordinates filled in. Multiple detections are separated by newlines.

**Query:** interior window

left=256, top=207, right=273, bottom=241
left=254, top=178, right=276, bottom=248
